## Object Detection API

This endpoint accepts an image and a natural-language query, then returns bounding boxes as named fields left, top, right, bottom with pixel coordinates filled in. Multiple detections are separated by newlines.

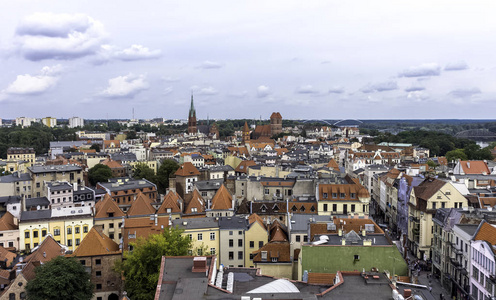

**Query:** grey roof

left=28, top=165, right=82, bottom=174
left=49, top=141, right=87, bottom=148
left=314, top=234, right=390, bottom=246
left=98, top=178, right=155, bottom=192
left=0, top=172, right=32, bottom=183
left=209, top=165, right=234, bottom=172
left=454, top=224, right=479, bottom=236
left=194, top=179, right=223, bottom=191
left=20, top=209, right=52, bottom=221
left=0, top=196, right=21, bottom=205
left=290, top=214, right=331, bottom=232
left=47, top=182, right=73, bottom=191
left=172, top=217, right=219, bottom=230
left=111, top=152, right=137, bottom=161
left=326, top=273, right=393, bottom=300
left=26, top=197, right=50, bottom=209
left=218, top=216, right=249, bottom=230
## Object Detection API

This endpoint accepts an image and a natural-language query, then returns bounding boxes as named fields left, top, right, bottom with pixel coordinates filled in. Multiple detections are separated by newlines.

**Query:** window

left=351, top=204, right=356, bottom=212
left=109, top=233, right=114, bottom=239
left=96, top=259, right=101, bottom=265
left=25, top=232, right=30, bottom=238
left=54, top=229, right=60, bottom=236
left=197, top=248, right=203, bottom=255
left=265, top=189, right=269, bottom=195
left=296, top=235, right=301, bottom=242
left=250, top=241, right=254, bottom=248
left=229, top=231, right=233, bottom=235
left=210, top=248, right=216, bottom=255
left=42, top=229, right=47, bottom=237
left=188, top=234, right=192, bottom=241
left=332, top=193, right=337, bottom=198
left=261, top=251, right=267, bottom=261
left=432, top=202, right=437, bottom=209
left=75, top=227, right=80, bottom=234
left=80, top=260, right=86, bottom=265
left=67, top=227, right=72, bottom=234
left=238, top=251, right=243, bottom=260
left=259, top=241, right=263, bottom=248
left=197, top=233, right=202, bottom=241
left=76, top=238, right=80, bottom=246
left=303, top=235, right=308, bottom=242
left=25, top=243, right=30, bottom=250
left=96, top=284, right=102, bottom=290
left=229, top=252, right=234, bottom=260
left=33, top=231, right=38, bottom=238
left=323, top=193, right=328, bottom=198
left=250, top=254, right=254, bottom=260
left=210, top=232, right=215, bottom=240
left=441, top=202, right=445, bottom=208
left=109, top=223, right=114, bottom=229
left=238, top=239, right=243, bottom=247
left=340, top=193, right=345, bottom=198
left=238, top=231, right=242, bottom=235
left=229, top=239, right=234, bottom=247
left=323, top=204, right=328, bottom=211
left=333, top=204, right=337, bottom=212
left=68, top=240, right=73, bottom=246
left=96, top=271, right=102, bottom=277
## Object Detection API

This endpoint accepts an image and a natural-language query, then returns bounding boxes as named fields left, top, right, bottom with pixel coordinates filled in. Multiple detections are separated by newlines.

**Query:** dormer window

left=261, top=205, right=267, bottom=213
left=292, top=205, right=297, bottom=212
left=350, top=193, right=356, bottom=198
left=323, top=193, right=328, bottom=198
left=340, top=193, right=346, bottom=198
left=108, top=212, right=114, bottom=218
left=261, top=251, right=267, bottom=261
left=332, top=193, right=337, bottom=198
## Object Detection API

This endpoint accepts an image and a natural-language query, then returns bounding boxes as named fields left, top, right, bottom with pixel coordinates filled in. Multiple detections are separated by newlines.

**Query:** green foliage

left=373, top=130, right=475, bottom=156
left=90, top=143, right=100, bottom=152
left=446, top=149, right=468, bottom=162
left=126, top=130, right=138, bottom=140
left=26, top=256, right=93, bottom=300
left=133, top=162, right=156, bottom=182
left=426, top=160, right=437, bottom=168
left=88, top=164, right=112, bottom=186
left=0, top=167, right=11, bottom=176
left=118, top=227, right=192, bottom=300
left=156, top=159, right=179, bottom=194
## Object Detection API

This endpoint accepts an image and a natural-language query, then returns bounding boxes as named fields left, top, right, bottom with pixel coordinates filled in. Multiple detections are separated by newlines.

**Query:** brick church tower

left=270, top=112, right=282, bottom=136
left=187, top=94, right=197, bottom=134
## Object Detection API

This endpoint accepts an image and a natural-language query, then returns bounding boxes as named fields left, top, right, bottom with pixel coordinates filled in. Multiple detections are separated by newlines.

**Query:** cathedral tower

left=187, top=94, right=197, bottom=134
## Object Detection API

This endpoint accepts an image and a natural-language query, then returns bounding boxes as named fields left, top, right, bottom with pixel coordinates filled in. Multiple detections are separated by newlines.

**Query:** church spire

left=189, top=92, right=196, bottom=118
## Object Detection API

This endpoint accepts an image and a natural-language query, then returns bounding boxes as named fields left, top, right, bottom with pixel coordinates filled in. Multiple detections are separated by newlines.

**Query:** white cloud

left=399, top=63, right=440, bottom=77
left=108, top=44, right=162, bottom=61
left=257, top=85, right=271, bottom=98
left=407, top=91, right=429, bottom=102
left=197, top=86, right=219, bottom=95
left=296, top=85, right=319, bottom=94
left=448, top=87, right=481, bottom=98
left=163, top=86, right=173, bottom=95
left=100, top=74, right=149, bottom=98
left=15, top=13, right=107, bottom=61
left=198, top=60, right=224, bottom=69
left=404, top=85, right=425, bottom=92
left=4, top=65, right=62, bottom=95
left=444, top=61, right=469, bottom=71
left=228, top=91, right=248, bottom=98
left=328, top=86, right=345, bottom=94
left=361, top=81, right=398, bottom=93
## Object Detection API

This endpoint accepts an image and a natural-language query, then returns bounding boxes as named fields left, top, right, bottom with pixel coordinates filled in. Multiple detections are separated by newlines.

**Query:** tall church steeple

left=188, top=93, right=197, bottom=134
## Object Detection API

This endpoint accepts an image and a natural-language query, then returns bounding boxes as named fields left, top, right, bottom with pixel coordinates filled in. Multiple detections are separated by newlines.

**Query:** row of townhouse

left=432, top=208, right=496, bottom=300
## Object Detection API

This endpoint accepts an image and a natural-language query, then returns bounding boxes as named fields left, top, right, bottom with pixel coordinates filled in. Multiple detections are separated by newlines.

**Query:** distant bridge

left=455, top=129, right=496, bottom=140
left=301, top=119, right=363, bottom=127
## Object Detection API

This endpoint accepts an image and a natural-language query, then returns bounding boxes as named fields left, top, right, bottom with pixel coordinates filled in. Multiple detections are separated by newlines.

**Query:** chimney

left=338, top=228, right=342, bottom=236
left=154, top=214, right=158, bottom=226
left=341, top=239, right=346, bottom=245
left=362, top=228, right=366, bottom=237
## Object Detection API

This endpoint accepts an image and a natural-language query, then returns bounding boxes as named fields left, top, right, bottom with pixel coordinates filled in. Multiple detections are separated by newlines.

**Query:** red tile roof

left=175, top=162, right=200, bottom=176
left=235, top=160, right=256, bottom=174
left=127, top=192, right=156, bottom=216
left=210, top=184, right=232, bottom=210
left=157, top=191, right=182, bottom=214
left=69, top=228, right=120, bottom=257
left=459, top=160, right=491, bottom=175
left=94, top=194, right=125, bottom=219
left=0, top=212, right=17, bottom=231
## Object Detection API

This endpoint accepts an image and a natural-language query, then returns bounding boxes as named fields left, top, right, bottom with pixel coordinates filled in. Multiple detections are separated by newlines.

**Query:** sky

left=1, top=0, right=496, bottom=120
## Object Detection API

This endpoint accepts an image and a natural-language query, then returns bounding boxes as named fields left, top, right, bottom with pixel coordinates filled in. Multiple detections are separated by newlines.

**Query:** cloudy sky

left=1, top=0, right=496, bottom=120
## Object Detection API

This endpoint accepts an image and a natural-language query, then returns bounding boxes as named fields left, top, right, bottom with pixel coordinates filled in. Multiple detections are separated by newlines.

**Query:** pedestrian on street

left=429, top=286, right=432, bottom=293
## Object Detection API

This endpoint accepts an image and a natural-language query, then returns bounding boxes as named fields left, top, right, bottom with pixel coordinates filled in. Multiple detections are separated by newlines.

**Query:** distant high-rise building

left=187, top=94, right=197, bottom=134
left=42, top=117, right=57, bottom=128
left=69, top=117, right=84, bottom=128
left=15, top=117, right=37, bottom=128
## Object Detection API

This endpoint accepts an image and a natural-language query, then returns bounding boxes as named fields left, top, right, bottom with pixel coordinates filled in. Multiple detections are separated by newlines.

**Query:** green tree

left=90, top=143, right=101, bottom=152
left=118, top=227, right=192, bottom=300
left=26, top=256, right=93, bottom=300
left=126, top=130, right=138, bottom=140
left=88, top=164, right=112, bottom=186
left=0, top=167, right=11, bottom=176
left=133, top=162, right=156, bottom=182
left=156, top=159, right=179, bottom=194
left=446, top=149, right=468, bottom=162
left=426, top=160, right=437, bottom=168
